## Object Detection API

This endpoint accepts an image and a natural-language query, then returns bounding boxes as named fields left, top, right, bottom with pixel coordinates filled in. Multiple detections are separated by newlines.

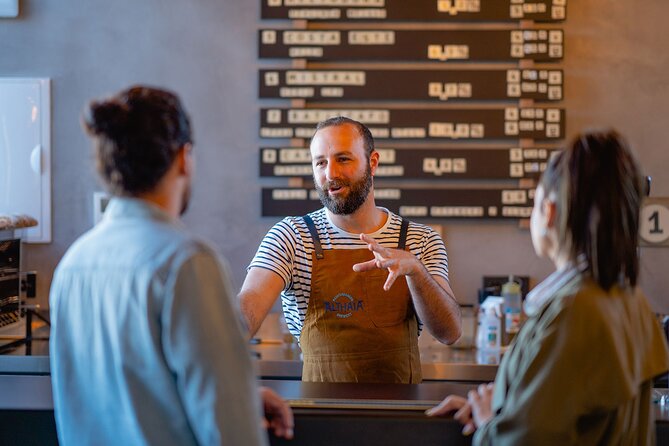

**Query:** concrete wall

left=1, top=0, right=667, bottom=313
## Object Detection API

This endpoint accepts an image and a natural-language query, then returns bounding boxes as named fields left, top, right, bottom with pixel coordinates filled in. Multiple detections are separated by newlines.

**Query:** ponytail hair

left=539, top=130, right=643, bottom=290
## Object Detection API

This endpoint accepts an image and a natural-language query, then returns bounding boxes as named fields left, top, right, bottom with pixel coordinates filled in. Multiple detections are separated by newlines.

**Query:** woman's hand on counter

left=468, top=383, right=494, bottom=429
left=425, top=395, right=476, bottom=436
left=259, top=386, right=294, bottom=440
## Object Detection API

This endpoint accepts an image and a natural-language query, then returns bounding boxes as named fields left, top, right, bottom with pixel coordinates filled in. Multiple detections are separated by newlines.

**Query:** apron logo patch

left=324, top=293, right=364, bottom=318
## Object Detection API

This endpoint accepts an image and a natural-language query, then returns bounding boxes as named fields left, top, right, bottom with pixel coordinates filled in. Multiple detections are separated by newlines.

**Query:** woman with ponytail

left=428, top=130, right=669, bottom=445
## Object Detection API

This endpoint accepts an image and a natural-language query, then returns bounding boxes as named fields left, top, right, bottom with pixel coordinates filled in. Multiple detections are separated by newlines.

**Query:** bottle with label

left=477, top=299, right=501, bottom=352
left=502, top=275, right=522, bottom=344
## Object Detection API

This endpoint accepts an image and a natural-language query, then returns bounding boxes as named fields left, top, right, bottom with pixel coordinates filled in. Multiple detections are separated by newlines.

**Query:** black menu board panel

left=259, top=69, right=563, bottom=101
left=261, top=0, right=567, bottom=22
left=260, top=107, right=565, bottom=140
left=262, top=187, right=534, bottom=219
left=260, top=146, right=558, bottom=179
left=259, top=29, right=564, bottom=62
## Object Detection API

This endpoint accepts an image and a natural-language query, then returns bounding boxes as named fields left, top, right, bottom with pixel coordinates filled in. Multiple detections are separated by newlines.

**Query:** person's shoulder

left=557, top=277, right=607, bottom=310
left=392, top=213, right=441, bottom=237
left=121, top=216, right=216, bottom=263
left=181, top=235, right=219, bottom=258
left=273, top=208, right=329, bottom=232
left=409, top=220, right=439, bottom=235
left=130, top=227, right=219, bottom=273
left=551, top=278, right=667, bottom=385
left=405, top=220, right=445, bottom=246
left=544, top=276, right=616, bottom=330
left=181, top=235, right=233, bottom=273
left=265, top=215, right=311, bottom=241
left=149, top=235, right=225, bottom=286
left=567, top=279, right=650, bottom=324
left=524, top=277, right=611, bottom=362
left=269, top=209, right=321, bottom=229
left=55, top=225, right=103, bottom=268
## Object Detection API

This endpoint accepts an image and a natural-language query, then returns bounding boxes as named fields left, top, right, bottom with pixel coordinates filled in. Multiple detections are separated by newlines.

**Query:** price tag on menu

left=639, top=198, right=669, bottom=247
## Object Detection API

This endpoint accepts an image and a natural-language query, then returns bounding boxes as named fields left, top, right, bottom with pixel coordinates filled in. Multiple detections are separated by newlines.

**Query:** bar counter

left=263, top=379, right=476, bottom=446
left=1, top=356, right=667, bottom=445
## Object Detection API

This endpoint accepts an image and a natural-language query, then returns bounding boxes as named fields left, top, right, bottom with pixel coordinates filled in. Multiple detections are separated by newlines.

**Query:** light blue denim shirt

left=50, top=197, right=266, bottom=446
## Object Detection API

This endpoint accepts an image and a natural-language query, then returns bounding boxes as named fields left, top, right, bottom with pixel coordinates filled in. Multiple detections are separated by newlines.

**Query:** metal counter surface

left=0, top=343, right=500, bottom=382
left=261, top=379, right=475, bottom=408
left=252, top=342, right=500, bottom=382
left=0, top=355, right=50, bottom=375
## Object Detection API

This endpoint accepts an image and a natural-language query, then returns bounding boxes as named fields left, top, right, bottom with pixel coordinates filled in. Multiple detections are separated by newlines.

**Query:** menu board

left=260, top=107, right=565, bottom=140
left=261, top=0, right=567, bottom=22
left=259, top=29, right=564, bottom=62
left=260, top=146, right=558, bottom=179
left=259, top=69, right=563, bottom=101
left=262, top=187, right=534, bottom=219
left=258, top=1, right=568, bottom=220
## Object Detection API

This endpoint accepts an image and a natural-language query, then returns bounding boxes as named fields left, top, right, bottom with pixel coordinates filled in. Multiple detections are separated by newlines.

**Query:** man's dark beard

left=316, top=166, right=373, bottom=215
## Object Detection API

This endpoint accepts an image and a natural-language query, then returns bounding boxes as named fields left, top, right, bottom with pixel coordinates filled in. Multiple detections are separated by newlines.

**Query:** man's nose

left=325, top=161, right=341, bottom=180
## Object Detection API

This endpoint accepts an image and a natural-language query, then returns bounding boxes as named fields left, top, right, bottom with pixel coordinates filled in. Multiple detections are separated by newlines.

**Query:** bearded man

left=239, top=117, right=461, bottom=383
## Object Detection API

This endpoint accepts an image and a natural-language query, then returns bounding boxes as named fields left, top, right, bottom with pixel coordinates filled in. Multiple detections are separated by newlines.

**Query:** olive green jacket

left=474, top=272, right=669, bottom=446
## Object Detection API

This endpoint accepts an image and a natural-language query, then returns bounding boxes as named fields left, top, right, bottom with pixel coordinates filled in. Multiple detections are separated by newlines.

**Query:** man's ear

left=369, top=149, right=380, bottom=175
left=177, top=143, right=193, bottom=176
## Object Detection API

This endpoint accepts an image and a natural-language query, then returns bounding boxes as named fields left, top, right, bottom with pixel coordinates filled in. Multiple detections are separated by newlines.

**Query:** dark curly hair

left=83, top=86, right=192, bottom=195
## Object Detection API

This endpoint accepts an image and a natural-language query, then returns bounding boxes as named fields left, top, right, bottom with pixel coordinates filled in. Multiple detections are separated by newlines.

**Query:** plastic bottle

left=477, top=302, right=501, bottom=351
left=502, top=275, right=522, bottom=342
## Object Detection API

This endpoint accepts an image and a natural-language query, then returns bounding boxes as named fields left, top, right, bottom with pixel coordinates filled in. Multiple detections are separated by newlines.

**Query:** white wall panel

left=0, top=78, right=51, bottom=243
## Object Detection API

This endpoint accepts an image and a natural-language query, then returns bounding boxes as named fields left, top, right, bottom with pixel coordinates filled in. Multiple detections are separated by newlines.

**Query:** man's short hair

left=314, top=116, right=375, bottom=158
left=83, top=85, right=192, bottom=195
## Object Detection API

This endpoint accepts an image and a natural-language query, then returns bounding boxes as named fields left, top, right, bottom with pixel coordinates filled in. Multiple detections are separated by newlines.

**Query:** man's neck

left=133, top=193, right=176, bottom=218
left=326, top=196, right=387, bottom=234
left=132, top=151, right=188, bottom=220
left=135, top=181, right=183, bottom=220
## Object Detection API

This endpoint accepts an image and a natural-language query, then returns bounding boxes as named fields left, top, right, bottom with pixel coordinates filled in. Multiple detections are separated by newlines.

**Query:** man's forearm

left=407, top=264, right=461, bottom=344
left=238, top=267, right=285, bottom=339
left=239, top=291, right=265, bottom=338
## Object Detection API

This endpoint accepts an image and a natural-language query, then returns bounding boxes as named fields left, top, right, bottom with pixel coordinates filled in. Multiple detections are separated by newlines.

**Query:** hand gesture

left=259, top=386, right=294, bottom=439
left=352, top=233, right=421, bottom=290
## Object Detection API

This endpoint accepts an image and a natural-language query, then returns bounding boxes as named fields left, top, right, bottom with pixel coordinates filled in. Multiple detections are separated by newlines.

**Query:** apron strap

left=398, top=218, right=410, bottom=250
left=303, top=215, right=324, bottom=259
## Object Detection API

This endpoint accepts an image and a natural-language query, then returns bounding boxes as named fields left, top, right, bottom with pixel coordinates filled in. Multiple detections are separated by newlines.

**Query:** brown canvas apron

left=299, top=215, right=422, bottom=383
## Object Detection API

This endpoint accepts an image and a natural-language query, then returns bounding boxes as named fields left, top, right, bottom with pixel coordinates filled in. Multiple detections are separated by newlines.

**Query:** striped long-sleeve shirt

left=249, top=207, right=450, bottom=342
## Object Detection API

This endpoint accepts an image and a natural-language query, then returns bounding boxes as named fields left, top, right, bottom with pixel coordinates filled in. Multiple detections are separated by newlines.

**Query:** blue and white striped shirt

left=249, top=208, right=450, bottom=341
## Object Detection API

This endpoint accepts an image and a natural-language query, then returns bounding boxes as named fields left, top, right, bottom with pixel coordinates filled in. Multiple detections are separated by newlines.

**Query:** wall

left=1, top=0, right=667, bottom=313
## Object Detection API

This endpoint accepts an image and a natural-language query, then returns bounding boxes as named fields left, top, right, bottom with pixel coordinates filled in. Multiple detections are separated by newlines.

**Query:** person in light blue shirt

left=49, top=86, right=293, bottom=446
